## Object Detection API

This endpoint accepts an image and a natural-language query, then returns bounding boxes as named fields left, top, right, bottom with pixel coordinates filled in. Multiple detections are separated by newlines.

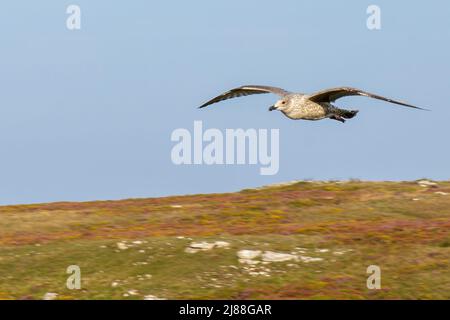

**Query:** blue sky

left=0, top=1, right=449, bottom=204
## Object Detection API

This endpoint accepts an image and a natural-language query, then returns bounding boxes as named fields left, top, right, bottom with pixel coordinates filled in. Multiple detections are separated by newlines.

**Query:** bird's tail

left=336, top=109, right=359, bottom=119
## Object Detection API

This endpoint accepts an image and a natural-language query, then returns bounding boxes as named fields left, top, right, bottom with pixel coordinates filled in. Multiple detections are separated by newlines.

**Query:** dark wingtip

left=413, top=106, right=431, bottom=111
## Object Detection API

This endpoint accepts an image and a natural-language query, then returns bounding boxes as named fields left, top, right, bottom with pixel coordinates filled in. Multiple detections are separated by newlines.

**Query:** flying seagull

left=199, top=85, right=427, bottom=123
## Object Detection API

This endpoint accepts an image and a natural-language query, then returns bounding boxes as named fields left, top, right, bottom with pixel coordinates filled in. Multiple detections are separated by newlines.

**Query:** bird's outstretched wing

left=308, top=87, right=428, bottom=110
left=199, top=85, right=290, bottom=108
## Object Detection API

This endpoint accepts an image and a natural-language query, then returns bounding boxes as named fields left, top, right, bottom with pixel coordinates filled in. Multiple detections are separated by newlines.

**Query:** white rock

left=116, top=242, right=128, bottom=250
left=299, top=255, right=324, bottom=263
left=144, top=295, right=166, bottom=300
left=418, top=180, right=437, bottom=187
left=128, top=289, right=139, bottom=296
left=237, top=250, right=262, bottom=260
left=189, top=241, right=216, bottom=250
left=262, top=251, right=298, bottom=262
left=185, top=240, right=230, bottom=253
left=132, top=241, right=143, bottom=245
left=435, top=191, right=448, bottom=195
left=171, top=205, right=183, bottom=208
left=43, top=292, right=58, bottom=300
left=315, top=249, right=329, bottom=253
left=184, top=247, right=200, bottom=254
left=111, top=281, right=119, bottom=287
left=214, top=241, right=230, bottom=248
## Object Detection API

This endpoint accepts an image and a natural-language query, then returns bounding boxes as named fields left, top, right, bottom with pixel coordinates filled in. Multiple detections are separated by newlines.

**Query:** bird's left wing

left=199, top=85, right=290, bottom=108
left=307, top=87, right=428, bottom=110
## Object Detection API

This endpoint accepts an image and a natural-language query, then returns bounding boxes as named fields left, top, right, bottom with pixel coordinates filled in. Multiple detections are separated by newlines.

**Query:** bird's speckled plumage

left=199, top=85, right=427, bottom=123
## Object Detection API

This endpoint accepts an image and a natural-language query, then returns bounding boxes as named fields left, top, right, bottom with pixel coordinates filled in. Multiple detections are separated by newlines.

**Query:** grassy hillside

left=0, top=180, right=449, bottom=300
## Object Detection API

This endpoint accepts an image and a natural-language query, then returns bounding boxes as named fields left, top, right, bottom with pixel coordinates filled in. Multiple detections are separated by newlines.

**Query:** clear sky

left=1, top=1, right=449, bottom=204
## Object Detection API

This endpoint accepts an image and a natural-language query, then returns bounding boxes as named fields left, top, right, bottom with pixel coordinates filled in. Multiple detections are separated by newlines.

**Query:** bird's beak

left=268, top=105, right=277, bottom=111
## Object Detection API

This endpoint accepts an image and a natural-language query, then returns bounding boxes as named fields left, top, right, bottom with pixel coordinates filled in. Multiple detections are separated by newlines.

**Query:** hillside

left=0, top=180, right=449, bottom=299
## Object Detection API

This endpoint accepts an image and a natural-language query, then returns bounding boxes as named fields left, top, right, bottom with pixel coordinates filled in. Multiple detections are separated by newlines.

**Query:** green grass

left=0, top=180, right=449, bottom=299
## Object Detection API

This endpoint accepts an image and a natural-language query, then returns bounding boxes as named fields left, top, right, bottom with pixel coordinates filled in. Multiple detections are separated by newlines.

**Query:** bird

left=199, top=85, right=428, bottom=123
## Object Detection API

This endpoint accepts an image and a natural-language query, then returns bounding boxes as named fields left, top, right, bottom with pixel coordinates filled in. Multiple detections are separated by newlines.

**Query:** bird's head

left=269, top=98, right=289, bottom=112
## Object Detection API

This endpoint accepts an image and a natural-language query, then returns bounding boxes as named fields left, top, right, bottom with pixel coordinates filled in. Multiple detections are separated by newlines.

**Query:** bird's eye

left=281, top=101, right=286, bottom=104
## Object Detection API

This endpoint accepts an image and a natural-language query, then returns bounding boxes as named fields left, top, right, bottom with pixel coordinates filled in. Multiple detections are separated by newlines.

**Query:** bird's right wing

left=199, top=85, right=290, bottom=108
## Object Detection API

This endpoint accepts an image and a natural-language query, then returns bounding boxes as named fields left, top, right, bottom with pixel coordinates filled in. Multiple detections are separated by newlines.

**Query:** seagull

left=199, top=85, right=427, bottom=123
